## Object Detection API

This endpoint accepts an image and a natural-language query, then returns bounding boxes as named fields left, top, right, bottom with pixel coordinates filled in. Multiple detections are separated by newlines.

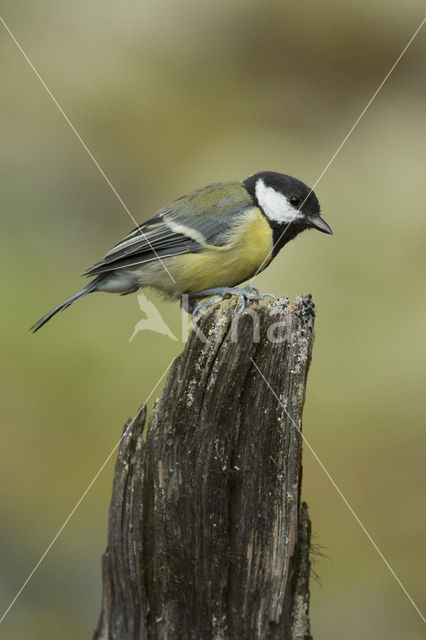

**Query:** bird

left=30, top=171, right=332, bottom=332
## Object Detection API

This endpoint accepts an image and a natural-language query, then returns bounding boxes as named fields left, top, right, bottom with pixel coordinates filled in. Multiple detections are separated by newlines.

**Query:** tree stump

left=94, top=295, right=316, bottom=640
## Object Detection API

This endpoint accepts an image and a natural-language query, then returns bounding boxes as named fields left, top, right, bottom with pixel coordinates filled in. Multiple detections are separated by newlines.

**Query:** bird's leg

left=185, top=286, right=275, bottom=321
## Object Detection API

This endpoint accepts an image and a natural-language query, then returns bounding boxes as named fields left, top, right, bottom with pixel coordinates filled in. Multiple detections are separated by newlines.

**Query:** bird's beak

left=309, top=215, right=333, bottom=234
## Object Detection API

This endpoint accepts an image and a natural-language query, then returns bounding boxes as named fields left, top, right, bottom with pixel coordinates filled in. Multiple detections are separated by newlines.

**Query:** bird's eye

left=289, top=196, right=300, bottom=207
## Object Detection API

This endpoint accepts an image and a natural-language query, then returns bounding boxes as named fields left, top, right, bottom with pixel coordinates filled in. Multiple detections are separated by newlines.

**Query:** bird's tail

left=29, top=278, right=101, bottom=333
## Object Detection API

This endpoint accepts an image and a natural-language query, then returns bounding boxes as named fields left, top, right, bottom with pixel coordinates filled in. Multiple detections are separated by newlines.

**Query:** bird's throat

left=271, top=223, right=306, bottom=258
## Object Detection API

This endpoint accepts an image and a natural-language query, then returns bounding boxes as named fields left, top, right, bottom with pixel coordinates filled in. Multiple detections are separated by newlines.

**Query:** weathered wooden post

left=94, top=295, right=315, bottom=640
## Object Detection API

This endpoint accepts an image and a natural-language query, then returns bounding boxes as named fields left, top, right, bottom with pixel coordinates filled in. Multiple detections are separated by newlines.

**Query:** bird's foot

left=186, top=286, right=275, bottom=321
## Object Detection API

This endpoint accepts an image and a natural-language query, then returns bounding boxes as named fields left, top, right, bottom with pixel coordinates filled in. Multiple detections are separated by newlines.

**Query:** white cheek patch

left=255, top=179, right=303, bottom=224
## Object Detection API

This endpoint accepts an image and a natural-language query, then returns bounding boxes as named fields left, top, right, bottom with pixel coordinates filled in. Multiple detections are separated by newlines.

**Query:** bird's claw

left=191, top=296, right=223, bottom=322
left=189, top=286, right=275, bottom=322
left=241, top=284, right=260, bottom=296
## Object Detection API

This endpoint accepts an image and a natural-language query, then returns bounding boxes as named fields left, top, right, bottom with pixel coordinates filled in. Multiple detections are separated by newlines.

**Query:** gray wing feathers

left=85, top=182, right=252, bottom=276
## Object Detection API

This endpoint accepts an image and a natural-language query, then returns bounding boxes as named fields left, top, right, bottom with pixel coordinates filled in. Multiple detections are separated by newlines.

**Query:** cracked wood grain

left=94, top=296, right=315, bottom=640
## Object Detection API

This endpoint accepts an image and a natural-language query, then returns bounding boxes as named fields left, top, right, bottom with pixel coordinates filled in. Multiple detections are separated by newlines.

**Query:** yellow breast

left=162, top=207, right=273, bottom=295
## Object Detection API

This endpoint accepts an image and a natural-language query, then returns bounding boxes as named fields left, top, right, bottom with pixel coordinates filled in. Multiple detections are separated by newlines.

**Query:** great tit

left=30, top=171, right=332, bottom=332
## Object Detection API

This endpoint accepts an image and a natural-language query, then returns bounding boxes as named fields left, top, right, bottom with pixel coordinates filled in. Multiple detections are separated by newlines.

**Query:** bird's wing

left=84, top=182, right=253, bottom=276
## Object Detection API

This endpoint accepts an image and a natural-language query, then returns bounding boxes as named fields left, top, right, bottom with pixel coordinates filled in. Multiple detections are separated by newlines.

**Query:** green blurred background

left=1, top=1, right=425, bottom=638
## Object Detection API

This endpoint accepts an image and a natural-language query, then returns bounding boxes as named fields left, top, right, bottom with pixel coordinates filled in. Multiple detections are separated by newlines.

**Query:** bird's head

left=243, top=171, right=332, bottom=239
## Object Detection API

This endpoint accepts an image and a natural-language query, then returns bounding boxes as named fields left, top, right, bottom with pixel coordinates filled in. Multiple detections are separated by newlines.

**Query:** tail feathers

left=30, top=279, right=99, bottom=333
